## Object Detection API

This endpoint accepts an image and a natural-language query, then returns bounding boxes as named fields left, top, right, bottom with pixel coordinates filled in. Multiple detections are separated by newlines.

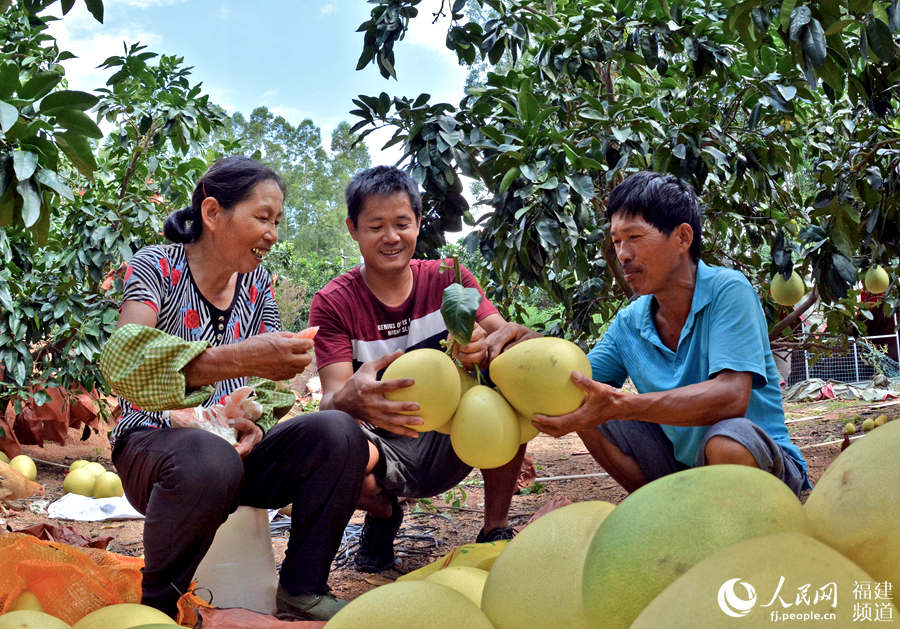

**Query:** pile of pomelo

left=382, top=337, right=591, bottom=468
left=62, top=459, right=124, bottom=499
left=327, top=419, right=900, bottom=627
left=0, top=602, right=176, bottom=628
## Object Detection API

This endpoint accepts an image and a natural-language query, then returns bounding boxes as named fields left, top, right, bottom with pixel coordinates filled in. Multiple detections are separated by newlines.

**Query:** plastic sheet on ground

left=47, top=493, right=144, bottom=521
left=782, top=378, right=900, bottom=403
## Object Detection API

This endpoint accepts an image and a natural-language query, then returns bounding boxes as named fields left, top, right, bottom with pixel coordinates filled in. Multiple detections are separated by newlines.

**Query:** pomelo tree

left=349, top=0, right=900, bottom=349
left=1, top=0, right=224, bottom=449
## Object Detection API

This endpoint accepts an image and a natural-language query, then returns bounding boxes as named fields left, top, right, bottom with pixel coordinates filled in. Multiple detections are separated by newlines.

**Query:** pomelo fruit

left=92, top=471, right=124, bottom=498
left=326, top=581, right=494, bottom=629
left=804, top=418, right=900, bottom=593
left=435, top=365, right=479, bottom=435
left=9, top=455, right=36, bottom=481
left=7, top=590, right=42, bottom=612
left=70, top=604, right=176, bottom=629
left=582, top=465, right=809, bottom=629
left=382, top=349, right=461, bottom=432
left=517, top=411, right=538, bottom=443
left=631, top=532, right=894, bottom=628
left=489, top=337, right=591, bottom=420
left=0, top=452, right=8, bottom=464
left=397, top=541, right=509, bottom=582
left=68, top=460, right=89, bottom=472
left=450, top=385, right=520, bottom=469
left=62, top=467, right=97, bottom=497
left=864, top=265, right=890, bottom=294
left=482, top=501, right=615, bottom=629
left=0, top=610, right=70, bottom=629
left=770, top=271, right=805, bottom=306
left=425, top=566, right=488, bottom=606
left=82, top=462, right=106, bottom=478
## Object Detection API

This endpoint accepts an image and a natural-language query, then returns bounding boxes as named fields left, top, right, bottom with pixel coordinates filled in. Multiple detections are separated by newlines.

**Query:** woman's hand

left=230, top=416, right=264, bottom=458
left=230, top=332, right=314, bottom=381
left=332, top=350, right=424, bottom=438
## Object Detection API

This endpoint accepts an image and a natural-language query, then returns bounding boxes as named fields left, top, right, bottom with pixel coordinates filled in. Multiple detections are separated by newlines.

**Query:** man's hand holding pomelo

left=331, top=350, right=423, bottom=438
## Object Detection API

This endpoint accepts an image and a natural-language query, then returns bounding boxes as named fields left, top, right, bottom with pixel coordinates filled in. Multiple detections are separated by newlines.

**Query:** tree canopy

left=351, top=0, right=900, bottom=346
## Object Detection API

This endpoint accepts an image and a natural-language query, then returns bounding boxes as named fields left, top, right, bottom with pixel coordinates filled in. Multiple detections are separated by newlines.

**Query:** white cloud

left=320, top=3, right=335, bottom=16
left=46, top=3, right=163, bottom=94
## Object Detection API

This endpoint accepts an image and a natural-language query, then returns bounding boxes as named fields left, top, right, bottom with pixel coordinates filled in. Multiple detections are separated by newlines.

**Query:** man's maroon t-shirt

left=309, top=259, right=498, bottom=372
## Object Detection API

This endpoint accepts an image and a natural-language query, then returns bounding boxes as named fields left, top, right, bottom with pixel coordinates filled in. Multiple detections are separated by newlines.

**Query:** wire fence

left=784, top=332, right=900, bottom=387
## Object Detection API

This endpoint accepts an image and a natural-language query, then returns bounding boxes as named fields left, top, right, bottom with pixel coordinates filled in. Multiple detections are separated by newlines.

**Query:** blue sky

left=48, top=0, right=470, bottom=161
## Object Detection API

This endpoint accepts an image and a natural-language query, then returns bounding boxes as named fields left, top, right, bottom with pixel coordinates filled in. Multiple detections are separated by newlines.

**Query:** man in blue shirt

left=488, top=171, right=809, bottom=496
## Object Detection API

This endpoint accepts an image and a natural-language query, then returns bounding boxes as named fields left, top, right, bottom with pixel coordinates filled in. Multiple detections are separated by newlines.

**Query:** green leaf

left=499, top=166, right=520, bottom=194
left=16, top=178, right=41, bottom=228
left=566, top=173, right=595, bottom=200
left=866, top=18, right=896, bottom=62
left=18, top=71, right=63, bottom=101
left=873, top=1, right=890, bottom=25
left=0, top=64, right=18, bottom=99
left=789, top=6, right=812, bottom=40
left=831, top=252, right=857, bottom=284
left=55, top=131, right=97, bottom=180
left=780, top=0, right=798, bottom=29
left=84, top=0, right=104, bottom=22
left=441, top=283, right=483, bottom=346
left=802, top=19, right=827, bottom=67
left=0, top=100, right=17, bottom=132
left=13, top=150, right=38, bottom=180
left=39, top=90, right=99, bottom=114
left=35, top=168, right=73, bottom=200
left=517, top=79, right=539, bottom=123
left=32, top=199, right=51, bottom=246
left=53, top=109, right=103, bottom=138
left=61, top=0, right=76, bottom=13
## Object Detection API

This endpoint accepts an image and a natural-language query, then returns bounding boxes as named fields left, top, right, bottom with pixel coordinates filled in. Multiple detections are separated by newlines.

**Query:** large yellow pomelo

left=770, top=271, right=805, bottom=306
left=632, top=532, right=894, bottom=628
left=482, top=501, right=615, bottom=629
left=450, top=385, right=520, bottom=469
left=70, top=605, right=175, bottom=629
left=326, top=581, right=494, bottom=629
left=864, top=265, right=890, bottom=294
left=489, top=337, right=591, bottom=420
left=8, top=590, right=42, bottom=612
left=0, top=451, right=8, bottom=464
left=382, top=349, right=461, bottom=432
left=582, top=465, right=809, bottom=629
left=92, top=471, right=124, bottom=498
left=804, top=418, right=900, bottom=593
left=0, top=611, right=70, bottom=629
left=435, top=366, right=480, bottom=435
left=9, top=455, right=37, bottom=481
left=63, top=467, right=97, bottom=497
left=425, top=566, right=488, bottom=606
left=517, top=412, right=538, bottom=443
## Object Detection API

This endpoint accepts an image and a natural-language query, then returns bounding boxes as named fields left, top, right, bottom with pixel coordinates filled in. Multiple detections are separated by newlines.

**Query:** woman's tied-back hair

left=606, top=170, right=703, bottom=262
left=344, top=165, right=422, bottom=226
left=163, top=156, right=286, bottom=244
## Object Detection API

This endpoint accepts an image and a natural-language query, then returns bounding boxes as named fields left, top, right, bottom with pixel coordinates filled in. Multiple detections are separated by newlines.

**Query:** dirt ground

left=2, top=380, right=897, bottom=605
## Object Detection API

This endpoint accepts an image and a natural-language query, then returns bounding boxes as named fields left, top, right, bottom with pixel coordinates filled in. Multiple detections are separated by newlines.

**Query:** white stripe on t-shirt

left=351, top=308, right=447, bottom=363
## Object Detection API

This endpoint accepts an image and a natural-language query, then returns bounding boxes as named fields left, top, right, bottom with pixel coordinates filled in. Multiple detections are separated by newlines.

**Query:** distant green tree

left=211, top=110, right=371, bottom=258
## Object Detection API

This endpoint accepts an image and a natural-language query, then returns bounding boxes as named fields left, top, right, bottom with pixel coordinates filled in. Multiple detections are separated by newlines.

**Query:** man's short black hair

left=607, top=171, right=702, bottom=262
left=345, top=165, right=423, bottom=226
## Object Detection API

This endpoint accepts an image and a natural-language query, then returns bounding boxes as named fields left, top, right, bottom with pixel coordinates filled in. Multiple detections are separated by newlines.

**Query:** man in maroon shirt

left=309, top=166, right=526, bottom=573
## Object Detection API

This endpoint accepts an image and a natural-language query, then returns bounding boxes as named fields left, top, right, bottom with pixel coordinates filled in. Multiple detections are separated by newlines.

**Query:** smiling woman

left=97, top=156, right=368, bottom=621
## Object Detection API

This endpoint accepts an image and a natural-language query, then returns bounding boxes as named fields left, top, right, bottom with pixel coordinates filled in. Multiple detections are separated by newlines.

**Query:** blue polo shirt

left=587, top=261, right=808, bottom=484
